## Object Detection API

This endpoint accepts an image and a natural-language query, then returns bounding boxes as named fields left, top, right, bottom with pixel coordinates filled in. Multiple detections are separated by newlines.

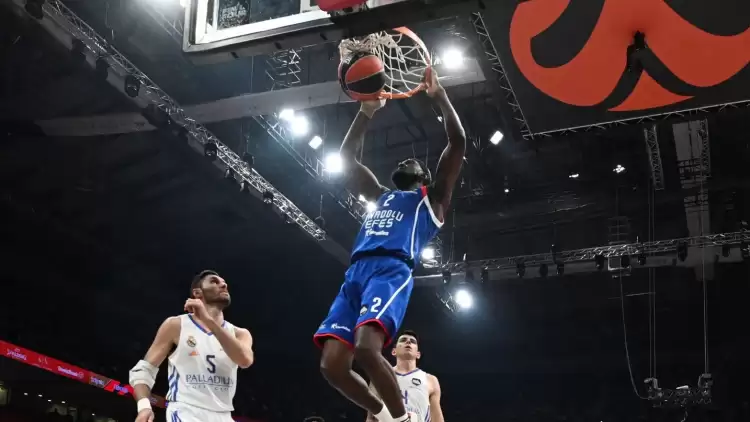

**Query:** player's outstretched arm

left=426, top=70, right=466, bottom=223
left=130, top=316, right=180, bottom=422
left=428, top=374, right=445, bottom=422
left=340, top=100, right=388, bottom=202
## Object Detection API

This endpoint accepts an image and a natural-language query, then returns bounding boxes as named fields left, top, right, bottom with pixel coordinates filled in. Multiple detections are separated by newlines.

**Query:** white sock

left=373, top=406, right=393, bottom=422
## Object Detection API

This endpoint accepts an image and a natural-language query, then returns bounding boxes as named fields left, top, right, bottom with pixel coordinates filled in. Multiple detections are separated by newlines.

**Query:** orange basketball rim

left=339, top=26, right=433, bottom=100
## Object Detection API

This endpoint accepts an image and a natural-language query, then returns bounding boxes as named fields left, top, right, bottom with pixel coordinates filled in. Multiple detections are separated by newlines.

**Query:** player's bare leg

left=320, top=339, right=385, bottom=415
left=354, top=325, right=408, bottom=420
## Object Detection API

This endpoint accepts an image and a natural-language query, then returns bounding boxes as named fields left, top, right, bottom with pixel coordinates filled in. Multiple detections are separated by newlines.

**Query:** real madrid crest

left=360, top=306, right=368, bottom=316
left=411, top=378, right=421, bottom=386
left=186, top=335, right=197, bottom=348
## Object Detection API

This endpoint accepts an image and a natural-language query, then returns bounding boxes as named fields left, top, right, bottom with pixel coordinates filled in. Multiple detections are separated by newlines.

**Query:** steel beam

left=9, top=0, right=346, bottom=257
left=643, top=124, right=665, bottom=190
left=140, top=0, right=374, bottom=223
left=469, top=12, right=530, bottom=142
left=530, top=100, right=750, bottom=138
left=415, top=231, right=750, bottom=283
left=35, top=60, right=486, bottom=137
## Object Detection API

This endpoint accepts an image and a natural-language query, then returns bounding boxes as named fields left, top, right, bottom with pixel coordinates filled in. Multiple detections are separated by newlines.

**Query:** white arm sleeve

left=129, top=360, right=159, bottom=390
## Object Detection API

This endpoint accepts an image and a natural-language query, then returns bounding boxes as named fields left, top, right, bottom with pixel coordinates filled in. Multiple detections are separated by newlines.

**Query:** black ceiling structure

left=1, top=1, right=750, bottom=421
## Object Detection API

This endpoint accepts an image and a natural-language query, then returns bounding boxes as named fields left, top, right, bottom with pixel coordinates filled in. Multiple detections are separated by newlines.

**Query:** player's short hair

left=399, top=329, right=419, bottom=343
left=190, top=270, right=219, bottom=298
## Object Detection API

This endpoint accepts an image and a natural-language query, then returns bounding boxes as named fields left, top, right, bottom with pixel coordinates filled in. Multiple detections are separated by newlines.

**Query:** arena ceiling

left=2, top=1, right=750, bottom=420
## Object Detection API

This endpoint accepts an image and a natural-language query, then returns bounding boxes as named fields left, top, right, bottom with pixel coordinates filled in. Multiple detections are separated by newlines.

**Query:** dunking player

left=314, top=69, right=464, bottom=422
left=129, top=270, right=254, bottom=422
left=366, top=330, right=444, bottom=422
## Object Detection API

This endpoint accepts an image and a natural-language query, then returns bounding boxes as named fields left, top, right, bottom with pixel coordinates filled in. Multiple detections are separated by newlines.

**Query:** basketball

left=338, top=52, right=387, bottom=101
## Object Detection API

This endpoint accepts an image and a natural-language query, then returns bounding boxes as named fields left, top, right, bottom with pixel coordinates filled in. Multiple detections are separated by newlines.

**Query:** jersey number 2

left=206, top=355, right=217, bottom=374
left=383, top=194, right=395, bottom=207
left=370, top=297, right=382, bottom=313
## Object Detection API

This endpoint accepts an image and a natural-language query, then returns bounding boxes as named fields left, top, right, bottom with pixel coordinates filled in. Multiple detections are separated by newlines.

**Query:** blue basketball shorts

left=313, top=255, right=414, bottom=349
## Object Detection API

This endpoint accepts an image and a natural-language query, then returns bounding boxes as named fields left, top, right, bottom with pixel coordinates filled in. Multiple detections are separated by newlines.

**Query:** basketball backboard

left=182, top=0, right=481, bottom=64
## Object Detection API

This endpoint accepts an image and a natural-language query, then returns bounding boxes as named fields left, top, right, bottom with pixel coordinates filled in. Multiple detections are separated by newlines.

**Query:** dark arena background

left=1, top=1, right=750, bottom=422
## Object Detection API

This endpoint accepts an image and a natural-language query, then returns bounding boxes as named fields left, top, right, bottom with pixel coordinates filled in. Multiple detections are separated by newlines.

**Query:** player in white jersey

left=129, top=270, right=254, bottom=422
left=366, top=330, right=444, bottom=422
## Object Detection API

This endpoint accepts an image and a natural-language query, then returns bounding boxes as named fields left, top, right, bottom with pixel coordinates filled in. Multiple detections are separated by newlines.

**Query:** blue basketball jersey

left=351, top=186, right=443, bottom=265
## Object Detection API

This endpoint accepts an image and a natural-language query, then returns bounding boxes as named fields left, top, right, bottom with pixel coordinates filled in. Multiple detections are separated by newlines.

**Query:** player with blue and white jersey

left=129, top=271, right=254, bottom=422
left=314, top=69, right=465, bottom=422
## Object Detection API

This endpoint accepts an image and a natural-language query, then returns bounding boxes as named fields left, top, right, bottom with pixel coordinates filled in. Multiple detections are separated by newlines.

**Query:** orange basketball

left=338, top=52, right=387, bottom=101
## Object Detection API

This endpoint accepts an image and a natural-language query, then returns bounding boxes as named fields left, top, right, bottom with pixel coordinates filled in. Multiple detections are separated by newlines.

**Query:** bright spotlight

left=504, top=188, right=510, bottom=193
left=291, top=116, right=309, bottom=136
left=309, top=135, right=323, bottom=149
left=324, top=153, right=343, bottom=173
left=569, top=173, right=579, bottom=179
left=490, top=130, right=504, bottom=145
left=421, top=247, right=436, bottom=260
left=441, top=48, right=465, bottom=70
left=358, top=194, right=366, bottom=202
left=365, top=201, right=377, bottom=213
left=614, top=164, right=626, bottom=174
left=279, top=108, right=295, bottom=121
left=180, top=0, right=190, bottom=7
left=454, top=289, right=473, bottom=309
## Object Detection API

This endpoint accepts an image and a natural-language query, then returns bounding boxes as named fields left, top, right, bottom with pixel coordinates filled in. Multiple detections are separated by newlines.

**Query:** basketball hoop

left=339, top=27, right=431, bottom=100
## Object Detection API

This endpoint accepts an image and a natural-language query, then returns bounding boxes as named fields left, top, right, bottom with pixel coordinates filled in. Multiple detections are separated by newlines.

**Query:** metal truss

left=252, top=114, right=367, bottom=222
left=696, top=119, right=711, bottom=177
left=645, top=375, right=713, bottom=408
left=438, top=231, right=750, bottom=273
left=531, top=99, right=750, bottom=138
left=142, top=2, right=372, bottom=224
left=469, top=12, right=532, bottom=139
left=643, top=124, right=665, bottom=190
left=32, top=0, right=326, bottom=241
left=139, top=2, right=184, bottom=45
left=421, top=236, right=444, bottom=269
left=265, top=49, right=302, bottom=90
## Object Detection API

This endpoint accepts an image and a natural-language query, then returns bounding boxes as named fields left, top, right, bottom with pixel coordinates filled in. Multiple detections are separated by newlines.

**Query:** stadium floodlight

left=614, top=164, right=626, bottom=174
left=365, top=201, right=377, bottom=213
left=309, top=135, right=323, bottom=149
left=441, top=48, right=465, bottom=70
left=490, top=130, right=504, bottom=145
left=454, top=288, right=473, bottom=310
left=358, top=194, right=366, bottom=202
left=421, top=247, right=436, bottom=261
left=291, top=115, right=309, bottom=136
left=279, top=108, right=295, bottom=121
left=324, top=153, right=343, bottom=173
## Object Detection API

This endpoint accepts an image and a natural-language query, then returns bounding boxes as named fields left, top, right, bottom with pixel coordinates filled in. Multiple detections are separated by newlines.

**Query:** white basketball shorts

left=166, top=402, right=234, bottom=422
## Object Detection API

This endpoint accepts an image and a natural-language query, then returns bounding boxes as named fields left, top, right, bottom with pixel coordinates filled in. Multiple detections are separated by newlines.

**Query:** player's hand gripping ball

left=339, top=52, right=388, bottom=101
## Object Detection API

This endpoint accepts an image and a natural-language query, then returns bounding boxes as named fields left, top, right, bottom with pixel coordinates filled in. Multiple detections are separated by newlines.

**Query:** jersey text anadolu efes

left=351, top=186, right=443, bottom=266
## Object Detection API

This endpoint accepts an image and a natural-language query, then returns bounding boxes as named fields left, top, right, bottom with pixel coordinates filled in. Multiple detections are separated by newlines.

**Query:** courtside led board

left=182, top=0, right=482, bottom=64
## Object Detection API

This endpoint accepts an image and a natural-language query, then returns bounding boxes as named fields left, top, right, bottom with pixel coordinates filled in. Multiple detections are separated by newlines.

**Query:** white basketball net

left=339, top=30, right=431, bottom=98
